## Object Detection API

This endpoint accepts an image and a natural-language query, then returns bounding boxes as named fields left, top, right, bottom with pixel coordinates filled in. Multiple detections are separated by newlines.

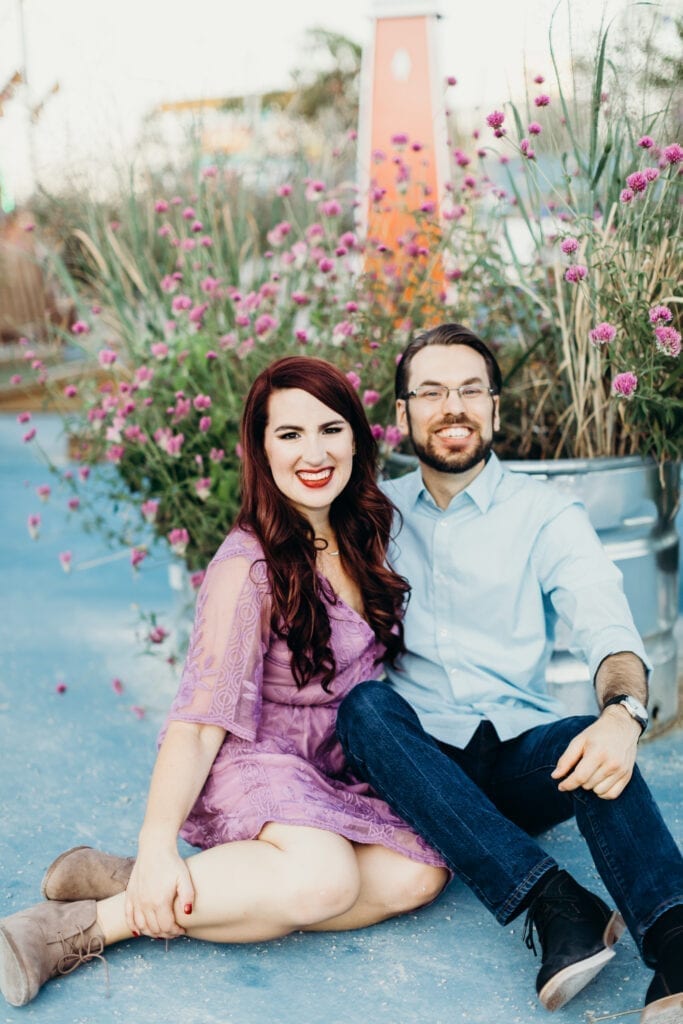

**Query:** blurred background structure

left=3, top=0, right=679, bottom=202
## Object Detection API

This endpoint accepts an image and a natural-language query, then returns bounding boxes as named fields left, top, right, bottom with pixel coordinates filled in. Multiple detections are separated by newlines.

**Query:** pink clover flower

left=612, top=372, right=638, bottom=397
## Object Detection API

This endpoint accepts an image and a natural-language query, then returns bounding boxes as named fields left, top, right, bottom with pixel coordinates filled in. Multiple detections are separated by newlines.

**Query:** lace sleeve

left=167, top=553, right=271, bottom=741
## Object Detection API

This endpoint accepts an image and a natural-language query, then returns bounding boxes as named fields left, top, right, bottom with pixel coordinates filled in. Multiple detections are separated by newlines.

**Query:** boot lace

left=523, top=893, right=583, bottom=958
left=56, top=925, right=110, bottom=996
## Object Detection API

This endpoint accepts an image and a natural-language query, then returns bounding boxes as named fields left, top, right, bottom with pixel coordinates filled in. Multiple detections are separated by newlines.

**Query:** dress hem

left=180, top=816, right=449, bottom=872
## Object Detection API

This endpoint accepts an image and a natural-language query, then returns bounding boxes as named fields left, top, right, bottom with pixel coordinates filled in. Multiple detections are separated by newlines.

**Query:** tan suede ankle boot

left=0, top=899, right=105, bottom=1006
left=41, top=847, right=135, bottom=902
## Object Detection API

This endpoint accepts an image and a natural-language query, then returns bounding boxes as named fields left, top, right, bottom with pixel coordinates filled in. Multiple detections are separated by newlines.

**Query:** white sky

left=0, top=0, right=669, bottom=201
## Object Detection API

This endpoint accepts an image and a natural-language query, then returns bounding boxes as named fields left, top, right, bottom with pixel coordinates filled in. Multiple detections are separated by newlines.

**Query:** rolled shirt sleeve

left=531, top=503, right=649, bottom=682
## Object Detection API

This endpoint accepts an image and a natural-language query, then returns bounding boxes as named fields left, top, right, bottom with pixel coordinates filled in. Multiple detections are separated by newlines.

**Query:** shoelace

left=56, top=925, right=110, bottom=997
left=523, top=893, right=583, bottom=958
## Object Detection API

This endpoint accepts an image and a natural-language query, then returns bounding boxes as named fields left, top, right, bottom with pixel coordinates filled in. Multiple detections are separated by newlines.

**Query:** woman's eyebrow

left=273, top=419, right=347, bottom=431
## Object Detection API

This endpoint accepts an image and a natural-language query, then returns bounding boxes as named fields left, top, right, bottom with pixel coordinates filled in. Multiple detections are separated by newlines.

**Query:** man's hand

left=551, top=707, right=641, bottom=800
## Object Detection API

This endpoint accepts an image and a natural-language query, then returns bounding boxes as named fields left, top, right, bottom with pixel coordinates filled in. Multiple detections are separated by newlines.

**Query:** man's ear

left=493, top=395, right=501, bottom=432
left=396, top=399, right=410, bottom=437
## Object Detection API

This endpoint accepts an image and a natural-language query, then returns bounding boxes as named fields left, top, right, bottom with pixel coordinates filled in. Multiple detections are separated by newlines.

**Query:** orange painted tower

left=358, top=0, right=449, bottom=289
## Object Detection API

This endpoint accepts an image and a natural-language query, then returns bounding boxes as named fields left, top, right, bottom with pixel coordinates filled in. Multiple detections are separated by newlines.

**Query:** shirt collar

left=413, top=451, right=503, bottom=514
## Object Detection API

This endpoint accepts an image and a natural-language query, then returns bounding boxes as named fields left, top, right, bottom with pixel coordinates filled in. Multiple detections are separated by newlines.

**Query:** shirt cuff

left=587, top=628, right=652, bottom=684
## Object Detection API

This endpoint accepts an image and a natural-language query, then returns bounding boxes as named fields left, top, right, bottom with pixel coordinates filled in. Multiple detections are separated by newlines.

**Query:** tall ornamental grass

left=446, top=6, right=681, bottom=460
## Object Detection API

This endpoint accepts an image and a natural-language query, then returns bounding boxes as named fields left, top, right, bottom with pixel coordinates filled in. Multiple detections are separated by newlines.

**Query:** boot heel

left=41, top=847, right=134, bottom=902
left=40, top=847, right=93, bottom=900
left=604, top=911, right=626, bottom=947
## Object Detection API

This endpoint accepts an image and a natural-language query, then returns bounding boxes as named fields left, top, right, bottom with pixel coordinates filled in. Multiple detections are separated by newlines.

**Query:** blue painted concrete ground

left=1, top=414, right=681, bottom=1024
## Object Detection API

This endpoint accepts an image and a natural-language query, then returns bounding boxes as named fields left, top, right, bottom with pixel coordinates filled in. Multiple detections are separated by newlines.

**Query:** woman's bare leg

left=97, top=824, right=361, bottom=944
left=304, top=844, right=448, bottom=931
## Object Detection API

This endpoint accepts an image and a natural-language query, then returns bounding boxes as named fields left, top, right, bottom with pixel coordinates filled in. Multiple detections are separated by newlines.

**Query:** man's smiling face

left=397, top=344, right=500, bottom=477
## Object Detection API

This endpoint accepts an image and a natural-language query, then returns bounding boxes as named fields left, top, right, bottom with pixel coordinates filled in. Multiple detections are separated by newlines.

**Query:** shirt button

left=440, top=628, right=448, bottom=637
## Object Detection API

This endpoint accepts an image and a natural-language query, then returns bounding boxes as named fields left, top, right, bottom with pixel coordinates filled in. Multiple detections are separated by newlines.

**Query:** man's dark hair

left=395, top=323, right=503, bottom=399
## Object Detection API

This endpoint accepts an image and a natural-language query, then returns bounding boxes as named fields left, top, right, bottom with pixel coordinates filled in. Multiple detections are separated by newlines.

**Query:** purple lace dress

left=164, top=527, right=445, bottom=867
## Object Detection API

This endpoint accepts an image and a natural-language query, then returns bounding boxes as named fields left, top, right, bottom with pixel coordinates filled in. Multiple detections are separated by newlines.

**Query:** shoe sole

left=0, top=924, right=31, bottom=1007
left=640, top=994, right=683, bottom=1023
left=538, top=910, right=626, bottom=1012
left=40, top=845, right=92, bottom=900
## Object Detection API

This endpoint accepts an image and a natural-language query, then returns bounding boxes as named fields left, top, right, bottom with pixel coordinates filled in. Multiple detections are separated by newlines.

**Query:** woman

left=0, top=356, right=448, bottom=1007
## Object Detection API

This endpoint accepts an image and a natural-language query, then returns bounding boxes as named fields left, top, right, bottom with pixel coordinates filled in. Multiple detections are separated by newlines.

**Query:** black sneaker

left=641, top=925, right=683, bottom=1023
left=523, top=870, right=625, bottom=1011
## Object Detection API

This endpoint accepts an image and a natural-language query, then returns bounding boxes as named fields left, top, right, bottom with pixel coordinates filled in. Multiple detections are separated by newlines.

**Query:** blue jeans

left=336, top=681, right=683, bottom=963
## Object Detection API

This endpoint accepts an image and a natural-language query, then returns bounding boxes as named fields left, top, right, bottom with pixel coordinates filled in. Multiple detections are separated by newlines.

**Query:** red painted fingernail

left=183, top=903, right=193, bottom=915
left=132, top=929, right=140, bottom=938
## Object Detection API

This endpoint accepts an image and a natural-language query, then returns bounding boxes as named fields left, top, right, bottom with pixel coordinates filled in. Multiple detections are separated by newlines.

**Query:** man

left=336, top=323, right=683, bottom=1020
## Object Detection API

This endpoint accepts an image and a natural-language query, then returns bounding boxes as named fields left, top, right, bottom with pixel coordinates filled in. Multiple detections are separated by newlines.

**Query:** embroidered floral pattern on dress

left=163, top=528, right=446, bottom=869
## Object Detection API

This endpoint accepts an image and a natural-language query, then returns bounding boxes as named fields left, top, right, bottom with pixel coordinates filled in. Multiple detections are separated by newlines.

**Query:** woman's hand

left=125, top=843, right=195, bottom=940
left=125, top=720, right=225, bottom=939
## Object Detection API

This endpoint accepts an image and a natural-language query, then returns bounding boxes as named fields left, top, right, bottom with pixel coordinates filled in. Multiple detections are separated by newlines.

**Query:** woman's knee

left=269, top=832, right=361, bottom=927
left=376, top=861, right=448, bottom=915
left=284, top=861, right=361, bottom=926
left=397, top=862, right=448, bottom=912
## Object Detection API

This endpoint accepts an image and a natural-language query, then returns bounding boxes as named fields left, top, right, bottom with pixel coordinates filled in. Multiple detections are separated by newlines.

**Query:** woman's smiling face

left=263, top=388, right=355, bottom=523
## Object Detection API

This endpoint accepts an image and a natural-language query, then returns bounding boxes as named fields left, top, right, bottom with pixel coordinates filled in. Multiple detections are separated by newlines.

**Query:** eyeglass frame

left=401, top=384, right=498, bottom=403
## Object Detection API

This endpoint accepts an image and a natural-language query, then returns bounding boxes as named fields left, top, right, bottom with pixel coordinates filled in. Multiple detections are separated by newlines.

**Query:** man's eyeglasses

left=403, top=384, right=496, bottom=403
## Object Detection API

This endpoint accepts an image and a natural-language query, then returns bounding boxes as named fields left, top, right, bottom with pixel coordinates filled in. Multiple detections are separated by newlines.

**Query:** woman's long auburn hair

left=235, top=356, right=409, bottom=690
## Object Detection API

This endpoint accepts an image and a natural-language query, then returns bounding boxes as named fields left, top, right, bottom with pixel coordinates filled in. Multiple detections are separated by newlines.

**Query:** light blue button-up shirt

left=381, top=453, right=648, bottom=748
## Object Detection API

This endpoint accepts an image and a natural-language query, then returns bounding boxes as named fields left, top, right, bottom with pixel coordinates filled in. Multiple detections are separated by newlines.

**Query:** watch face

left=622, top=696, right=648, bottom=728
left=604, top=694, right=648, bottom=731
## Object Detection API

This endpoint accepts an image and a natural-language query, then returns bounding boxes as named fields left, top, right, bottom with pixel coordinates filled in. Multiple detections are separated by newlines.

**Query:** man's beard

left=407, top=412, right=493, bottom=475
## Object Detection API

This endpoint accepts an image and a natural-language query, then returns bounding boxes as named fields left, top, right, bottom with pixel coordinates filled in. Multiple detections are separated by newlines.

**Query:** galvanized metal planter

left=385, top=454, right=681, bottom=734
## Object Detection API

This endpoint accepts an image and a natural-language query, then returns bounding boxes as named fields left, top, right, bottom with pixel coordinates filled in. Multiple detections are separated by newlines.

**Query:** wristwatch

left=602, top=694, right=648, bottom=734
